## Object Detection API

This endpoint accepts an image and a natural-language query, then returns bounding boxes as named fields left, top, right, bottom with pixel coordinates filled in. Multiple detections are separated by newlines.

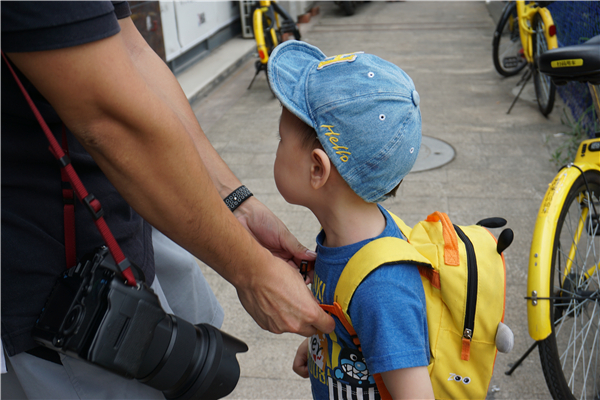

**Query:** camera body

left=33, top=247, right=164, bottom=377
left=33, top=247, right=247, bottom=399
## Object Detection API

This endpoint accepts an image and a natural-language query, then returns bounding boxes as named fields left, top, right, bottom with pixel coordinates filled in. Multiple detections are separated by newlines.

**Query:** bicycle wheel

left=532, top=12, right=556, bottom=116
left=492, top=2, right=527, bottom=77
left=539, top=170, right=600, bottom=400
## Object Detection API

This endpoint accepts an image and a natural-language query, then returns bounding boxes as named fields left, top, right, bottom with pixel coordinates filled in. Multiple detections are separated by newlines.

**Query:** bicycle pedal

left=503, top=57, right=519, bottom=68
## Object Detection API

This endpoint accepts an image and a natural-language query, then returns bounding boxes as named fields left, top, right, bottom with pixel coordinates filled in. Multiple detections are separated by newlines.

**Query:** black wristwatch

left=224, top=185, right=253, bottom=212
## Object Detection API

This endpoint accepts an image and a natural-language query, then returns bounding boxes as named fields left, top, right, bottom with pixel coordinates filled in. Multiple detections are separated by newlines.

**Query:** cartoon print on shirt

left=309, top=331, right=328, bottom=385
left=310, top=333, right=326, bottom=371
left=310, top=271, right=381, bottom=399
left=333, top=348, right=376, bottom=386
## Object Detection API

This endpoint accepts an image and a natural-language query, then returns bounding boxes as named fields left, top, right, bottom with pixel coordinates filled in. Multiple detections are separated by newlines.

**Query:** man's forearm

left=118, top=18, right=242, bottom=199
left=6, top=32, right=267, bottom=287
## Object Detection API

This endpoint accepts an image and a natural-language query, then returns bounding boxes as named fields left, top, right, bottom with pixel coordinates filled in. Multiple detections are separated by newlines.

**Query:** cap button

left=412, top=90, right=420, bottom=107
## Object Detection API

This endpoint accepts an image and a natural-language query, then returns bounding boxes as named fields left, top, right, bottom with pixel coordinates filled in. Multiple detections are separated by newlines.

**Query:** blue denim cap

left=268, top=41, right=421, bottom=203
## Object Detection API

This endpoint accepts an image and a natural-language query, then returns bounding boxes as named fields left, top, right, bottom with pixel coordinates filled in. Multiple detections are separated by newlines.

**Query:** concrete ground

left=192, top=2, right=574, bottom=399
left=1, top=2, right=572, bottom=400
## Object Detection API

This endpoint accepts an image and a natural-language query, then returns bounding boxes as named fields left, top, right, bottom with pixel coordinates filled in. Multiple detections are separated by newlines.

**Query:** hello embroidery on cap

left=317, top=52, right=364, bottom=70
left=321, top=125, right=351, bottom=162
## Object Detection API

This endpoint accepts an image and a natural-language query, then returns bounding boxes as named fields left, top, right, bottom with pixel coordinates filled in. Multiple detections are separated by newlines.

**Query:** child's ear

left=310, top=148, right=331, bottom=190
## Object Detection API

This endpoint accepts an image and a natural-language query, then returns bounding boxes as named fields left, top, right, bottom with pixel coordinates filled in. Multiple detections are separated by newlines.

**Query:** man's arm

left=381, top=367, right=434, bottom=400
left=116, top=17, right=316, bottom=271
left=6, top=25, right=333, bottom=336
left=116, top=18, right=239, bottom=198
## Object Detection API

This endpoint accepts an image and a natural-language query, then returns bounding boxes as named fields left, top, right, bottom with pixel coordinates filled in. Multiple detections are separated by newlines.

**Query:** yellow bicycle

left=492, top=1, right=558, bottom=116
left=248, top=0, right=300, bottom=90
left=525, top=36, right=600, bottom=400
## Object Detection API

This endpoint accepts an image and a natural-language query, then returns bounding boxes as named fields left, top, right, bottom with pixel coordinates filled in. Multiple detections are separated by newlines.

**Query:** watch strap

left=224, top=185, right=253, bottom=212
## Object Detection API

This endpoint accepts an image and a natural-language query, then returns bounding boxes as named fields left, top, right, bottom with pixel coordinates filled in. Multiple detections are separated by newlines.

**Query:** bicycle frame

left=248, top=0, right=300, bottom=91
left=253, top=1, right=280, bottom=65
left=516, top=1, right=558, bottom=64
left=527, top=138, right=600, bottom=341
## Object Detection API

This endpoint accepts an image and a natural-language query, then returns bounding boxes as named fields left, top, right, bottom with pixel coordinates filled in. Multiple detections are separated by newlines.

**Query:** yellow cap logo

left=321, top=125, right=351, bottom=162
left=317, top=52, right=363, bottom=70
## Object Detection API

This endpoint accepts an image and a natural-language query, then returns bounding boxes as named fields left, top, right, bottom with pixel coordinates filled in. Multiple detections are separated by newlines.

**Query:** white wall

left=160, top=1, right=240, bottom=62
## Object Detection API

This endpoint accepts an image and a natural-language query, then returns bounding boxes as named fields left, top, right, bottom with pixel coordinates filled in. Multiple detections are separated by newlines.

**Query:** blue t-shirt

left=309, top=206, right=429, bottom=400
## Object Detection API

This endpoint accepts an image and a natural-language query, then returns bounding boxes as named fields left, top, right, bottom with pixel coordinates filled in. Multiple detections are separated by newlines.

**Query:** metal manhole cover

left=411, top=136, right=455, bottom=172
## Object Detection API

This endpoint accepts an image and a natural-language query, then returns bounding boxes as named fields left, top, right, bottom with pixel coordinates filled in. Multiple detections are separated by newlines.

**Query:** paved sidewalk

left=191, top=2, right=570, bottom=399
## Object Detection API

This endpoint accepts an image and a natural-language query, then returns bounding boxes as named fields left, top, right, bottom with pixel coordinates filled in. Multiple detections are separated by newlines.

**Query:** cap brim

left=267, top=41, right=327, bottom=127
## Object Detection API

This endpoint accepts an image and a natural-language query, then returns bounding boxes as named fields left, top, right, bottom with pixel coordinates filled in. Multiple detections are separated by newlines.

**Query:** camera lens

left=137, top=315, right=248, bottom=400
left=32, top=248, right=247, bottom=400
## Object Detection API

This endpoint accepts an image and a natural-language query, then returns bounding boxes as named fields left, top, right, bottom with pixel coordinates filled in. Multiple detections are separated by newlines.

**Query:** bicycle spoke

left=576, top=303, right=598, bottom=399
left=557, top=300, right=599, bottom=399
left=583, top=307, right=599, bottom=399
left=531, top=13, right=555, bottom=115
left=535, top=22, right=550, bottom=103
left=493, top=3, right=525, bottom=77
left=546, top=177, right=600, bottom=399
left=500, top=40, right=522, bottom=61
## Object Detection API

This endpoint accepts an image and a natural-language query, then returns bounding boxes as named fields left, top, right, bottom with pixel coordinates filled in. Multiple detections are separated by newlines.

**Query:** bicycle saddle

left=538, top=35, right=600, bottom=85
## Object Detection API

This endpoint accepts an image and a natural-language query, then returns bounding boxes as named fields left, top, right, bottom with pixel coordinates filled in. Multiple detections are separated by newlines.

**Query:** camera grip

left=90, top=284, right=165, bottom=378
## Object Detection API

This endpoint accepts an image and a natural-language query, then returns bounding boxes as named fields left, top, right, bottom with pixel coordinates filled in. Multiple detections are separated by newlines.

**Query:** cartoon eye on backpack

left=448, top=373, right=471, bottom=385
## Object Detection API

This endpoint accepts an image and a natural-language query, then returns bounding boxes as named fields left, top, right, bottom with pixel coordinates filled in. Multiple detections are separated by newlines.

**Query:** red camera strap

left=60, top=124, right=77, bottom=269
left=2, top=51, right=136, bottom=286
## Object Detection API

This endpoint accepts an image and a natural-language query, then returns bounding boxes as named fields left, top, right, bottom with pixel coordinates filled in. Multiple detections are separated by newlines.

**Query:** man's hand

left=235, top=197, right=316, bottom=269
left=235, top=250, right=334, bottom=336
left=293, top=338, right=310, bottom=378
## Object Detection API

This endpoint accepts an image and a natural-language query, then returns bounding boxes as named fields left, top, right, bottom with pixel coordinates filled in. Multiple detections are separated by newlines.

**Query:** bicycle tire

left=532, top=12, right=556, bottom=116
left=539, top=170, right=600, bottom=400
left=492, top=2, right=527, bottom=77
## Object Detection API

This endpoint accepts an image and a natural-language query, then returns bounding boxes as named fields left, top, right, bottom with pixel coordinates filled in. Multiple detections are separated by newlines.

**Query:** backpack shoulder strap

left=333, top=219, right=432, bottom=326
left=323, top=212, right=433, bottom=400
left=388, top=211, right=413, bottom=238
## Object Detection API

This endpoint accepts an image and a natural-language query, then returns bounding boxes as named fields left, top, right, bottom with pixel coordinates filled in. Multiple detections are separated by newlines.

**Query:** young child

left=267, top=41, right=434, bottom=400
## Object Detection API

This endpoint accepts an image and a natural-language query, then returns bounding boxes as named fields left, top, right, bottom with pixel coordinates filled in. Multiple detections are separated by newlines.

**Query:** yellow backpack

left=322, top=211, right=514, bottom=400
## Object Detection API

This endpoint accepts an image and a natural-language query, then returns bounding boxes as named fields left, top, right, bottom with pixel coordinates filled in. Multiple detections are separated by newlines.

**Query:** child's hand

left=292, top=338, right=310, bottom=378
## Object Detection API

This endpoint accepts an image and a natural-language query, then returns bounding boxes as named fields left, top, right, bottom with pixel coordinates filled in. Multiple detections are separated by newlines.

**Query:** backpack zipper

left=453, top=225, right=477, bottom=344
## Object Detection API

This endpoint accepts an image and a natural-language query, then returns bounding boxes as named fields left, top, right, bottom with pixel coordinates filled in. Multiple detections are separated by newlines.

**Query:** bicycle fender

left=527, top=163, right=597, bottom=341
left=537, top=7, right=558, bottom=51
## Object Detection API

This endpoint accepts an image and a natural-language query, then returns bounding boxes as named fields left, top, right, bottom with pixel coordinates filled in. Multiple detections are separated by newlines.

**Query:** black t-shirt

left=1, top=1, right=155, bottom=356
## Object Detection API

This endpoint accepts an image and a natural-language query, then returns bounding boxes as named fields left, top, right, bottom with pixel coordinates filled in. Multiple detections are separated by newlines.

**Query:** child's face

left=274, top=108, right=312, bottom=206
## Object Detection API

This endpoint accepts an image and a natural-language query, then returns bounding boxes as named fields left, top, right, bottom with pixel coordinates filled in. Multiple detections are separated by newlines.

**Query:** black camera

left=32, top=247, right=247, bottom=400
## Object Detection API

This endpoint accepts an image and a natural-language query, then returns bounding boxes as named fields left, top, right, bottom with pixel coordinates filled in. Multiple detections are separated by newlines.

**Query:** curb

left=187, top=47, right=255, bottom=104
left=178, top=5, right=322, bottom=104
